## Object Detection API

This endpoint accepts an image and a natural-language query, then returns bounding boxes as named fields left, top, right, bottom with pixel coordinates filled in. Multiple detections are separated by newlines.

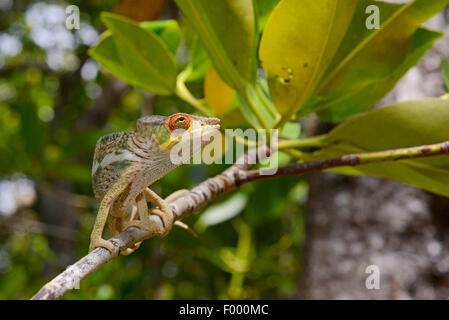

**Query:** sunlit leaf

left=140, top=20, right=181, bottom=54
left=254, top=0, right=279, bottom=33
left=204, top=64, right=236, bottom=115
left=100, top=12, right=177, bottom=94
left=260, top=0, right=356, bottom=119
left=310, top=0, right=449, bottom=122
left=175, top=0, right=256, bottom=90
left=89, top=32, right=146, bottom=88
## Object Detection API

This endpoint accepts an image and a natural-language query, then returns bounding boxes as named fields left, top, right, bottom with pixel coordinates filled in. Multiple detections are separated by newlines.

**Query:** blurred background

left=0, top=0, right=448, bottom=299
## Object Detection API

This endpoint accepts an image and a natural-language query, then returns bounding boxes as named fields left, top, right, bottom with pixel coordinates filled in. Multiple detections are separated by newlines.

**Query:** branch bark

left=31, top=140, right=449, bottom=300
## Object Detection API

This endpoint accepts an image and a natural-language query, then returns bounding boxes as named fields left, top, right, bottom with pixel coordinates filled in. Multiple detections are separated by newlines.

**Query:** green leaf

left=19, top=104, right=46, bottom=157
left=280, top=122, right=301, bottom=139
left=139, top=20, right=181, bottom=55
left=100, top=12, right=177, bottom=95
left=186, top=39, right=210, bottom=83
left=442, top=58, right=449, bottom=92
left=253, top=0, right=279, bottom=33
left=237, top=82, right=279, bottom=129
left=309, top=98, right=449, bottom=198
left=259, top=0, right=357, bottom=120
left=175, top=0, right=256, bottom=91
left=315, top=27, right=444, bottom=122
left=309, top=0, right=449, bottom=122
left=176, top=1, right=281, bottom=129
left=89, top=32, right=147, bottom=89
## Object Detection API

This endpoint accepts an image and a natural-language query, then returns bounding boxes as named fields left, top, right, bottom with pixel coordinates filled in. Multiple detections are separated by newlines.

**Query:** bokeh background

left=0, top=0, right=448, bottom=299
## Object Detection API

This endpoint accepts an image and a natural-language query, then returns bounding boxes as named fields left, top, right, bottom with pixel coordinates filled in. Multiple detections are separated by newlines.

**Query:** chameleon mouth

left=169, top=123, right=220, bottom=148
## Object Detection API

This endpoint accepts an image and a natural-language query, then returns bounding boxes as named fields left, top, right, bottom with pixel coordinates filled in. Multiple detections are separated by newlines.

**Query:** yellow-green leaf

left=204, top=64, right=236, bottom=115
left=100, top=12, right=177, bottom=95
left=315, top=27, right=444, bottom=121
left=139, top=20, right=181, bottom=55
left=89, top=31, right=146, bottom=89
left=259, top=0, right=356, bottom=120
left=311, top=0, right=449, bottom=122
left=175, top=0, right=256, bottom=91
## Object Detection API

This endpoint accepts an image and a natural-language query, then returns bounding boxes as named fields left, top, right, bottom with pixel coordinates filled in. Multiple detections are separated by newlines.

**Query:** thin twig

left=244, top=141, right=449, bottom=183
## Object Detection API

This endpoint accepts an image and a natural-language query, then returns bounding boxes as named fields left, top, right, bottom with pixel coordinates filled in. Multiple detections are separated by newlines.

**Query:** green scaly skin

left=90, top=113, right=220, bottom=254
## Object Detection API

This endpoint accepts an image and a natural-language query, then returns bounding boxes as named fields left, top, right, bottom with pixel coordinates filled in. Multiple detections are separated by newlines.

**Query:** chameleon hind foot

left=89, top=237, right=115, bottom=253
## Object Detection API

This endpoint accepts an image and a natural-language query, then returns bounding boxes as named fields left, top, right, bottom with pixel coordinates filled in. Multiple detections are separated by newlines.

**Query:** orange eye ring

left=167, top=114, right=191, bottom=131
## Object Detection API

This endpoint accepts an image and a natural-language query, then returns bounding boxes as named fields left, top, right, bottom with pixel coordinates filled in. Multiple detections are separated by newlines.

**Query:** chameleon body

left=90, top=113, right=220, bottom=254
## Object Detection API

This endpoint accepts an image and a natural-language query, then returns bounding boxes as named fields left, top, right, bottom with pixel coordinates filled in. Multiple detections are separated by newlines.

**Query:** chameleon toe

left=89, top=239, right=115, bottom=253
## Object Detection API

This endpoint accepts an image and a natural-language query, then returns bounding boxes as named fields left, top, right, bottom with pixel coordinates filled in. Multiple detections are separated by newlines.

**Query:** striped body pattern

left=92, top=132, right=176, bottom=202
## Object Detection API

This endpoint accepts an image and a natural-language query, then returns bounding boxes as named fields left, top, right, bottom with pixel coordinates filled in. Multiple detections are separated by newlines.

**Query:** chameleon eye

left=167, top=114, right=191, bottom=131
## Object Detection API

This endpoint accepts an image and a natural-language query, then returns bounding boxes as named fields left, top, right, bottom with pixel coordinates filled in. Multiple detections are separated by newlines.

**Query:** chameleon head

left=136, top=113, right=220, bottom=163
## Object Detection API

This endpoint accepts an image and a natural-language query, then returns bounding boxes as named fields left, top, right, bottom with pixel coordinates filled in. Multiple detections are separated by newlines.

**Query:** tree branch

left=244, top=141, right=449, bottom=183
left=31, top=141, right=449, bottom=300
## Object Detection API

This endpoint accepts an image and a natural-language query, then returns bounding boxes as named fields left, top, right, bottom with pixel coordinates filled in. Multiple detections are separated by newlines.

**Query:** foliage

left=0, top=0, right=448, bottom=299
left=91, top=0, right=449, bottom=196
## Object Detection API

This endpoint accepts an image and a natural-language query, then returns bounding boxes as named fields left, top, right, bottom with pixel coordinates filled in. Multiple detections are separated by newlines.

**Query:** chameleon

left=90, top=113, right=220, bottom=254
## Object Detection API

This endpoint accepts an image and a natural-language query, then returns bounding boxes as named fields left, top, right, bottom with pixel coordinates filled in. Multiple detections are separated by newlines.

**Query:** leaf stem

left=242, top=86, right=271, bottom=130
left=176, top=67, right=214, bottom=116
left=246, top=141, right=449, bottom=181
left=281, top=148, right=305, bottom=159
left=277, top=134, right=329, bottom=150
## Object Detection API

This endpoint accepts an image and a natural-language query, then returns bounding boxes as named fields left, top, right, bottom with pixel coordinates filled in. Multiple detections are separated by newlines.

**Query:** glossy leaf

left=315, top=27, right=444, bottom=121
left=175, top=0, right=256, bottom=91
left=309, top=99, right=449, bottom=197
left=89, top=32, right=147, bottom=88
left=186, top=39, right=210, bottom=83
left=310, top=0, right=449, bottom=122
left=280, top=122, right=301, bottom=139
left=260, top=0, right=356, bottom=120
left=100, top=12, right=177, bottom=95
left=140, top=20, right=181, bottom=54
left=254, top=0, right=279, bottom=33
left=237, top=83, right=279, bottom=129
left=204, top=64, right=236, bottom=115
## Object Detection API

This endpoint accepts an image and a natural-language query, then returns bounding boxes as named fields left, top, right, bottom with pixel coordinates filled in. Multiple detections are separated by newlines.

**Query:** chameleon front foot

left=89, top=238, right=115, bottom=253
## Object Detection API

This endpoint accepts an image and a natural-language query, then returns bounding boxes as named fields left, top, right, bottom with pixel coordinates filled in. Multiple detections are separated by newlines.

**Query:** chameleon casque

left=90, top=113, right=220, bottom=254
